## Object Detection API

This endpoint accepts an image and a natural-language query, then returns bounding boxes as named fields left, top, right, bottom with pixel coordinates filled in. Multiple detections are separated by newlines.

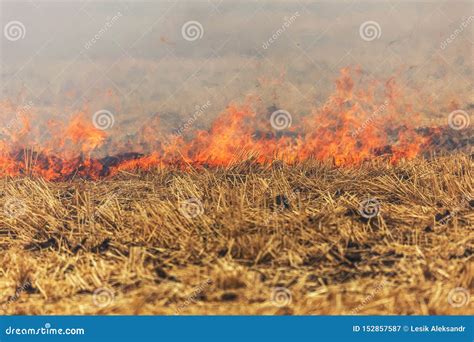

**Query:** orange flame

left=0, top=67, right=454, bottom=180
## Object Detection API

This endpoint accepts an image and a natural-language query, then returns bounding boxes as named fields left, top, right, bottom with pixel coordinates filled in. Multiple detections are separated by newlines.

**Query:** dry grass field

left=0, top=153, right=472, bottom=315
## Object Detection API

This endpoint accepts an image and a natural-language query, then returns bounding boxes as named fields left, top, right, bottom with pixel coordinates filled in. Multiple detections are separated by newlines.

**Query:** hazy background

left=1, top=0, right=472, bottom=138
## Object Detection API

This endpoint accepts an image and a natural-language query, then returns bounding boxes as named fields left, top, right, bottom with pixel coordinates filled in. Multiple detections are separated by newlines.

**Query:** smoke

left=0, top=1, right=471, bottom=151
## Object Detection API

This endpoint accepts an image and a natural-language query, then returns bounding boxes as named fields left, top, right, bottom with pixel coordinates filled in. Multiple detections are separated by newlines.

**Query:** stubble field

left=0, top=153, right=472, bottom=315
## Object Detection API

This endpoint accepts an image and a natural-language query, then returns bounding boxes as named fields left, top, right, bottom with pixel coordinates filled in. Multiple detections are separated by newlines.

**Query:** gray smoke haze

left=1, top=0, right=472, bottom=137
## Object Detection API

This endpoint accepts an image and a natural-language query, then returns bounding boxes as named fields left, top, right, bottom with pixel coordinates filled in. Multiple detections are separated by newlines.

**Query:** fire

left=65, top=113, right=107, bottom=153
left=0, top=67, right=467, bottom=181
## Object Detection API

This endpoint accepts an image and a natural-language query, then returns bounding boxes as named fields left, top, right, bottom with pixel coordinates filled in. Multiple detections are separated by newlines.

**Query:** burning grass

left=1, top=67, right=472, bottom=181
left=0, top=154, right=472, bottom=314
